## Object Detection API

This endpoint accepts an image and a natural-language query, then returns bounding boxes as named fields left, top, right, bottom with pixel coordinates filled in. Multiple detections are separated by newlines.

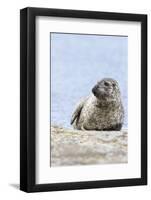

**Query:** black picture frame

left=20, top=7, right=147, bottom=193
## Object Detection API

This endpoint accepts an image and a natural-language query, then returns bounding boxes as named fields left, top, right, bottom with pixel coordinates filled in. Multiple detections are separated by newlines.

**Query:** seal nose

left=92, top=85, right=98, bottom=95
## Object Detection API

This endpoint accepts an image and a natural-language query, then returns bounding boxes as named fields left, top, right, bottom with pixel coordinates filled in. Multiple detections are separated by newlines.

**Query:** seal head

left=92, top=78, right=120, bottom=103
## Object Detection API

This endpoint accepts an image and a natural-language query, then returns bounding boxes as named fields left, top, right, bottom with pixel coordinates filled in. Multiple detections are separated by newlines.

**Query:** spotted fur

left=71, top=78, right=124, bottom=131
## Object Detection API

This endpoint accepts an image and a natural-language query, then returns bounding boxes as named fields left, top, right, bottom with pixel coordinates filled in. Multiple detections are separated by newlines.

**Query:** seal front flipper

left=70, top=97, right=86, bottom=125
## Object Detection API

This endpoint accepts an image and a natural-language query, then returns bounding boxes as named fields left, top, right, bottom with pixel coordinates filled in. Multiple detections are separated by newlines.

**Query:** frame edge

left=20, top=8, right=28, bottom=192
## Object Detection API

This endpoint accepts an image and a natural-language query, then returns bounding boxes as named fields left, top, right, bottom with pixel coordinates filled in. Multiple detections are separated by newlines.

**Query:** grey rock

left=51, top=126, right=128, bottom=167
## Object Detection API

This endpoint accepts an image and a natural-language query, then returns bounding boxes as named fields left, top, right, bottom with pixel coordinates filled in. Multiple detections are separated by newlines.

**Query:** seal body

left=71, top=78, right=124, bottom=131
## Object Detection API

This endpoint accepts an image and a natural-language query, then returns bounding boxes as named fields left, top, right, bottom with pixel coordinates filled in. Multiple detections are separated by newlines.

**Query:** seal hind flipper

left=102, top=123, right=123, bottom=131
left=70, top=98, right=86, bottom=125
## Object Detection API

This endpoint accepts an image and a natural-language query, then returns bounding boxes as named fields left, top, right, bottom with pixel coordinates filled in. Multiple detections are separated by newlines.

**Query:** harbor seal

left=71, top=78, right=124, bottom=131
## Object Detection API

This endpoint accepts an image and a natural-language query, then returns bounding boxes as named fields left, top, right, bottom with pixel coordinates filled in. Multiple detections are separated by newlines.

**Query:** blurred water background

left=51, top=33, right=128, bottom=129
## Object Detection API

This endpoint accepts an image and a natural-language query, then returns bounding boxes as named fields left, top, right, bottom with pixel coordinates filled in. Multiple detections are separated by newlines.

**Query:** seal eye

left=104, top=81, right=109, bottom=87
left=112, top=83, right=116, bottom=87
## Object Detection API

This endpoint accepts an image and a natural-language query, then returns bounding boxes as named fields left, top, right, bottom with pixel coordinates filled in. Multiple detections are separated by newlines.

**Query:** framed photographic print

left=20, top=7, right=147, bottom=192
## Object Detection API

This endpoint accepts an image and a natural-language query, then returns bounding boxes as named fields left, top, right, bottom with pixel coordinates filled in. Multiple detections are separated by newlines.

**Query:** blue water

left=51, top=33, right=128, bottom=129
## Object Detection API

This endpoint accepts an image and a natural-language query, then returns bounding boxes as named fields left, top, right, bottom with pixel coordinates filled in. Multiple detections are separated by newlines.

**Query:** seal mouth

left=92, top=85, right=114, bottom=101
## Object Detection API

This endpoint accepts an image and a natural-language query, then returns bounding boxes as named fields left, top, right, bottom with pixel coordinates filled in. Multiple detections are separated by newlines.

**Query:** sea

left=51, top=33, right=128, bottom=129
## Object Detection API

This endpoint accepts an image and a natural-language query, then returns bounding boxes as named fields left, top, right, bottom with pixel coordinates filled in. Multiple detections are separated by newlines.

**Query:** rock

left=51, top=125, right=128, bottom=167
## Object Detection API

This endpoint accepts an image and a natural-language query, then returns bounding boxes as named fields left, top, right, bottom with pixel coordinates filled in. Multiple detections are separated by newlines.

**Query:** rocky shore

left=51, top=125, right=128, bottom=167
